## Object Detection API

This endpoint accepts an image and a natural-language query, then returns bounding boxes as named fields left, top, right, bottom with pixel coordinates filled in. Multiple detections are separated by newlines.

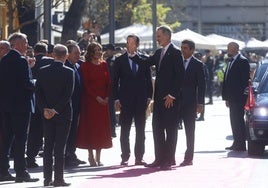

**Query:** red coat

left=76, top=61, right=112, bottom=149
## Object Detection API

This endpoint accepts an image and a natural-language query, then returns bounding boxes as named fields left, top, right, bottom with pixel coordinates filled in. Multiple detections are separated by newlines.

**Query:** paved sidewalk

left=1, top=97, right=268, bottom=188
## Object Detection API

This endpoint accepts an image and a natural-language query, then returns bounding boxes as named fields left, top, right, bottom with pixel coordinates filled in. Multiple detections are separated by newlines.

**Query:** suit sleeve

left=54, top=70, right=74, bottom=113
left=35, top=71, right=46, bottom=111
left=170, top=50, right=184, bottom=99
left=145, top=65, right=153, bottom=99
left=113, top=57, right=120, bottom=100
left=197, top=61, right=206, bottom=104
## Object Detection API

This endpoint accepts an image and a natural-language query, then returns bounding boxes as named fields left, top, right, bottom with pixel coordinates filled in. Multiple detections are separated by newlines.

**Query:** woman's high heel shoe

left=88, top=158, right=97, bottom=167
left=97, top=161, right=103, bottom=166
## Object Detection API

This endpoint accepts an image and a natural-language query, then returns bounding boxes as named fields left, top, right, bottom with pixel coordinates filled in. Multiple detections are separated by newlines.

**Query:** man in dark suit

left=222, top=42, right=250, bottom=151
left=179, top=39, right=206, bottom=166
left=105, top=44, right=117, bottom=138
left=132, top=25, right=185, bottom=170
left=64, top=43, right=86, bottom=167
left=114, top=34, right=153, bottom=166
left=0, top=40, right=10, bottom=164
left=204, top=49, right=214, bottom=105
left=26, top=42, right=52, bottom=168
left=36, top=44, right=74, bottom=187
left=0, top=33, right=39, bottom=182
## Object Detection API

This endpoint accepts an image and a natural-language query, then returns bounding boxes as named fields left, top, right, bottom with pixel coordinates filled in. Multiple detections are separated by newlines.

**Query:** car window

left=253, top=63, right=268, bottom=82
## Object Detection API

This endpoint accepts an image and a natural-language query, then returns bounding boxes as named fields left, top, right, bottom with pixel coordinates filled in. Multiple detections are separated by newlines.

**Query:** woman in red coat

left=76, top=42, right=112, bottom=166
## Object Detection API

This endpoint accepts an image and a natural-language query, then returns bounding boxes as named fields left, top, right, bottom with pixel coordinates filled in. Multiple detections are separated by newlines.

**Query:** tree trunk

left=61, top=0, right=87, bottom=44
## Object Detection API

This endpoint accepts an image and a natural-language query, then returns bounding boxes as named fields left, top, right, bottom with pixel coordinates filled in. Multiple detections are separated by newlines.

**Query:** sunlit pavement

left=1, top=97, right=268, bottom=188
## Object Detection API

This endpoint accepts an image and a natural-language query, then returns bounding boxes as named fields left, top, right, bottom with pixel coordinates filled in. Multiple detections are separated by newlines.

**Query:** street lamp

left=44, top=0, right=51, bottom=43
left=152, top=0, right=157, bottom=50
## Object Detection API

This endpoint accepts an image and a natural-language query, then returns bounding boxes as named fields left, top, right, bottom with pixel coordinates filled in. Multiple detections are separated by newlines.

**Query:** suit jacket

left=132, top=43, right=184, bottom=124
left=31, top=55, right=53, bottom=79
left=222, top=54, right=250, bottom=104
left=113, top=52, right=153, bottom=107
left=36, top=61, right=74, bottom=121
left=65, top=60, right=82, bottom=112
left=0, top=49, right=35, bottom=113
left=181, top=56, right=206, bottom=107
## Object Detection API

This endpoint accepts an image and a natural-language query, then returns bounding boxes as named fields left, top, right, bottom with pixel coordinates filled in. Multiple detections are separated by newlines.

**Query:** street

left=1, top=97, right=268, bottom=188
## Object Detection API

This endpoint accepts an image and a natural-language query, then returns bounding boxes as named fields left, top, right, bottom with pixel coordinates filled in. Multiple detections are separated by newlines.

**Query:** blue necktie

left=132, top=61, right=137, bottom=74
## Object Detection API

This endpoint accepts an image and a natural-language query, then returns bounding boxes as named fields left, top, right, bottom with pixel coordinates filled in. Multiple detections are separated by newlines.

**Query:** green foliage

left=132, top=0, right=180, bottom=30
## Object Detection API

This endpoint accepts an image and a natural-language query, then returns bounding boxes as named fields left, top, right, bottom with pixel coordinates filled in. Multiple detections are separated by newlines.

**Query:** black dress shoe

left=144, top=161, right=161, bottom=168
left=120, top=160, right=128, bottom=166
left=196, top=117, right=204, bottom=121
left=135, top=160, right=147, bottom=165
left=26, top=162, right=39, bottom=168
left=53, top=180, right=71, bottom=187
left=160, top=163, right=172, bottom=170
left=225, top=146, right=234, bottom=150
left=15, top=172, right=39, bottom=183
left=233, top=146, right=246, bottom=151
left=65, top=160, right=79, bottom=167
left=0, top=173, right=15, bottom=182
left=75, top=158, right=86, bottom=164
left=179, top=160, right=193, bottom=167
left=44, top=179, right=53, bottom=186
left=205, top=101, right=213, bottom=105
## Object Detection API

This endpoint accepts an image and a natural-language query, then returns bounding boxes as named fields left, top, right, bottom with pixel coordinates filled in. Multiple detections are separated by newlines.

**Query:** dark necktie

left=184, top=59, right=187, bottom=69
left=132, top=61, right=137, bottom=74
left=225, top=58, right=234, bottom=79
left=73, top=65, right=81, bottom=84
left=158, top=48, right=165, bottom=70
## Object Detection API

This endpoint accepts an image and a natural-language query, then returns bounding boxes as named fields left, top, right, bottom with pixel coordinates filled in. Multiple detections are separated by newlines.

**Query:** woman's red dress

left=76, top=61, right=112, bottom=149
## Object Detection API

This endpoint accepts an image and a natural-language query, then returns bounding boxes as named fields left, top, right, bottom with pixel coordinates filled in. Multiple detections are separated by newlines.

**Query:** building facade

left=164, top=0, right=268, bottom=41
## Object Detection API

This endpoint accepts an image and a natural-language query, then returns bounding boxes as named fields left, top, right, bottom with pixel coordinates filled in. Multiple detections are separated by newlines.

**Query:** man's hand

left=163, top=95, right=174, bottom=109
left=225, top=101, right=229, bottom=108
left=196, top=104, right=203, bottom=114
left=43, top=108, right=57, bottom=119
left=115, top=100, right=121, bottom=111
left=27, top=57, right=36, bottom=68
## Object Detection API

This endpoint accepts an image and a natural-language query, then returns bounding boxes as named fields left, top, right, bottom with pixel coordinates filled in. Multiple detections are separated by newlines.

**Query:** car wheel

left=247, top=140, right=265, bottom=156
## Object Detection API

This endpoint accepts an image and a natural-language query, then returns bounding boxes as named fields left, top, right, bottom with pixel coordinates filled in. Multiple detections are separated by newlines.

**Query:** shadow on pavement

left=88, top=166, right=159, bottom=179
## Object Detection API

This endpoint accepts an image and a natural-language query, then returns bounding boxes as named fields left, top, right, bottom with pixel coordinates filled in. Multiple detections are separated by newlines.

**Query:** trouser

left=0, top=112, right=31, bottom=176
left=43, top=117, right=71, bottom=181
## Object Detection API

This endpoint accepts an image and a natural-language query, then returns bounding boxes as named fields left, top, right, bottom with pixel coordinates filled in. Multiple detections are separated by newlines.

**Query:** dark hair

left=34, top=42, right=48, bottom=54
left=181, top=39, right=195, bottom=50
left=67, top=43, right=80, bottom=53
left=84, top=42, right=102, bottom=62
left=127, top=34, right=140, bottom=46
left=157, top=25, right=172, bottom=38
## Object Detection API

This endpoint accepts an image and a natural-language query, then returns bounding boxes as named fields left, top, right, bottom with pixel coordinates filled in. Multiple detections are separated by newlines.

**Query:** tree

left=132, top=0, right=180, bottom=31
left=61, top=0, right=87, bottom=43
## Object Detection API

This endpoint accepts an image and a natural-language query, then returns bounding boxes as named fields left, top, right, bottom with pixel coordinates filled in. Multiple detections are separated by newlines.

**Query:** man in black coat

left=26, top=42, right=52, bottom=168
left=105, top=44, right=117, bottom=138
left=0, top=32, right=38, bottom=182
left=222, top=42, right=250, bottom=151
left=132, top=25, right=185, bottom=170
left=64, top=43, right=85, bottom=167
left=36, top=44, right=74, bottom=187
left=179, top=39, right=206, bottom=166
left=114, top=34, right=153, bottom=166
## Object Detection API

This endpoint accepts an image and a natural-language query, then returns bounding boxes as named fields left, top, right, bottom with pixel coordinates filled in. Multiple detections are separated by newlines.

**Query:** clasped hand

left=163, top=95, right=174, bottom=108
left=43, top=108, right=57, bottom=120
left=96, top=96, right=108, bottom=105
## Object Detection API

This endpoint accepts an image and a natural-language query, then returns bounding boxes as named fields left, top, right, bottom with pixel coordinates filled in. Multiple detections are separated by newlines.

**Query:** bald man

left=222, top=42, right=250, bottom=151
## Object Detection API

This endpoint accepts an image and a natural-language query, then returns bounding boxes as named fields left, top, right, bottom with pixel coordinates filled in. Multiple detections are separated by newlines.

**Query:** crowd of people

left=0, top=25, right=252, bottom=186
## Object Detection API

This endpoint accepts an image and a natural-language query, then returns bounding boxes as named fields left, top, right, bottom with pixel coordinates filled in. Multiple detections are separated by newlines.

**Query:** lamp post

left=152, top=0, right=157, bottom=51
left=44, top=0, right=51, bottom=43
left=109, top=0, right=115, bottom=44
